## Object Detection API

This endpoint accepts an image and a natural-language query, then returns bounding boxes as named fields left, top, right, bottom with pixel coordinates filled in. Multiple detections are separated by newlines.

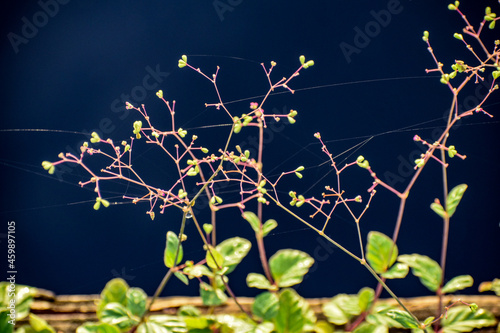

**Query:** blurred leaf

left=215, top=314, right=254, bottom=332
left=441, top=306, right=496, bottom=333
left=76, top=322, right=121, bottom=333
left=353, top=322, right=388, bottom=333
left=358, top=287, right=375, bottom=312
left=313, top=320, right=334, bottom=333
left=97, top=279, right=129, bottom=318
left=216, top=237, right=251, bottom=274
left=262, top=219, right=278, bottom=237
left=431, top=202, right=446, bottom=219
left=254, top=322, right=275, bottom=333
left=136, top=322, right=170, bottom=333
left=0, top=310, right=14, bottom=333
left=247, top=273, right=276, bottom=290
left=242, top=211, right=261, bottom=233
left=199, top=282, right=227, bottom=306
left=269, top=249, right=314, bottom=287
left=164, top=231, right=183, bottom=268
left=205, top=246, right=224, bottom=270
left=0, top=282, right=37, bottom=321
left=126, top=287, right=147, bottom=318
left=100, top=303, right=138, bottom=331
left=381, top=262, right=409, bottom=279
left=274, top=289, right=316, bottom=333
left=446, top=184, right=467, bottom=218
left=478, top=278, right=500, bottom=296
left=365, top=304, right=403, bottom=329
left=386, top=310, right=419, bottom=329
left=183, top=264, right=213, bottom=279
left=252, top=292, right=279, bottom=321
left=322, top=293, right=362, bottom=325
left=28, top=313, right=56, bottom=333
left=398, top=254, right=442, bottom=292
left=146, top=315, right=188, bottom=333
left=366, top=231, right=398, bottom=274
left=442, top=275, right=473, bottom=294
left=174, top=272, right=189, bottom=285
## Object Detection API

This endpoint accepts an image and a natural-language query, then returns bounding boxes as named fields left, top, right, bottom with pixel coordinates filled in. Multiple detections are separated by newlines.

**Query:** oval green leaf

left=126, top=287, right=147, bottom=317
left=397, top=254, right=442, bottom=292
left=441, top=306, right=496, bottom=333
left=164, top=231, right=183, bottom=268
left=205, top=245, right=224, bottom=270
left=242, top=211, right=261, bottom=233
left=253, top=292, right=279, bottom=321
left=446, top=184, right=468, bottom=218
left=76, top=322, right=121, bottom=333
left=246, top=273, right=276, bottom=290
left=366, top=231, right=398, bottom=274
left=216, top=237, right=251, bottom=274
left=442, top=275, right=474, bottom=294
left=274, top=289, right=316, bottom=333
left=262, top=219, right=278, bottom=237
left=269, top=249, right=314, bottom=288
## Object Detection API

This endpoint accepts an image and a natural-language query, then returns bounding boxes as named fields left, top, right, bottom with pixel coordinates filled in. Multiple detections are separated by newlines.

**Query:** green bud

left=178, top=189, right=187, bottom=199
left=156, top=90, right=163, bottom=98
left=415, top=158, right=425, bottom=168
left=289, top=191, right=296, bottom=198
left=448, top=4, right=456, bottom=10
left=295, top=166, right=304, bottom=172
left=201, top=147, right=209, bottom=153
left=178, top=128, right=187, bottom=138
left=101, top=199, right=110, bottom=207
left=489, top=21, right=496, bottom=29
left=287, top=116, right=296, bottom=124
left=90, top=132, right=100, bottom=143
left=299, top=55, right=305, bottom=65
left=257, top=197, right=267, bottom=204
left=93, top=201, right=101, bottom=210
left=203, top=223, right=213, bottom=234
left=42, top=161, right=53, bottom=171
left=448, top=145, right=457, bottom=158
left=303, top=60, right=314, bottom=69
left=356, top=156, right=370, bottom=169
left=295, top=172, right=303, bottom=179
left=469, top=303, right=478, bottom=312
left=422, top=31, right=429, bottom=42
left=150, top=212, right=155, bottom=221
left=178, top=55, right=187, bottom=68
left=453, top=33, right=463, bottom=40
left=296, top=200, right=304, bottom=208
left=259, top=180, right=266, bottom=187
left=234, top=123, right=242, bottom=134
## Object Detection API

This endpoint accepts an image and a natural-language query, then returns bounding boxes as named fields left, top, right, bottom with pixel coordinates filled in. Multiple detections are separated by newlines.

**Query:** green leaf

left=199, top=282, right=227, bottom=306
left=386, top=310, right=420, bottom=329
left=262, top=219, right=278, bottom=237
left=243, top=211, right=261, bottom=233
left=97, top=279, right=129, bottom=317
left=274, top=289, right=316, bottom=333
left=478, top=278, right=500, bottom=296
left=146, top=315, right=188, bottom=333
left=205, top=246, right=224, bottom=270
left=313, top=320, right=334, bottom=333
left=441, top=306, right=496, bottom=333
left=29, top=313, right=56, bottom=333
left=365, top=304, right=404, bottom=329
left=174, top=272, right=189, bottom=285
left=246, top=273, right=276, bottom=290
left=126, top=287, right=147, bottom=317
left=442, top=275, right=474, bottom=294
left=164, top=231, right=183, bottom=268
left=252, top=292, right=279, bottom=321
left=0, top=282, right=37, bottom=321
left=446, top=184, right=468, bottom=218
left=322, top=294, right=362, bottom=325
left=255, top=322, right=275, bottom=333
left=0, top=310, right=14, bottom=333
left=366, top=231, right=398, bottom=274
left=76, top=322, right=121, bottom=333
left=352, top=322, right=388, bottom=333
left=397, top=254, right=442, bottom=292
left=183, top=264, right=213, bottom=279
left=215, top=314, right=255, bottom=332
left=100, top=303, right=138, bottom=331
left=136, top=322, right=170, bottom=333
left=381, top=262, right=409, bottom=279
left=431, top=202, right=446, bottom=218
left=216, top=237, right=251, bottom=274
left=358, top=287, right=375, bottom=312
left=269, top=249, right=314, bottom=287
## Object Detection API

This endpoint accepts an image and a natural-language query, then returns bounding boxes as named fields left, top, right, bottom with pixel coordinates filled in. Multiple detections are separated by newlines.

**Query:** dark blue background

left=1, top=0, right=499, bottom=299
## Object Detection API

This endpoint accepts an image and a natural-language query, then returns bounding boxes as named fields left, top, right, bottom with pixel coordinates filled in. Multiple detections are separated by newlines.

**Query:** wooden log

left=17, top=290, right=500, bottom=333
